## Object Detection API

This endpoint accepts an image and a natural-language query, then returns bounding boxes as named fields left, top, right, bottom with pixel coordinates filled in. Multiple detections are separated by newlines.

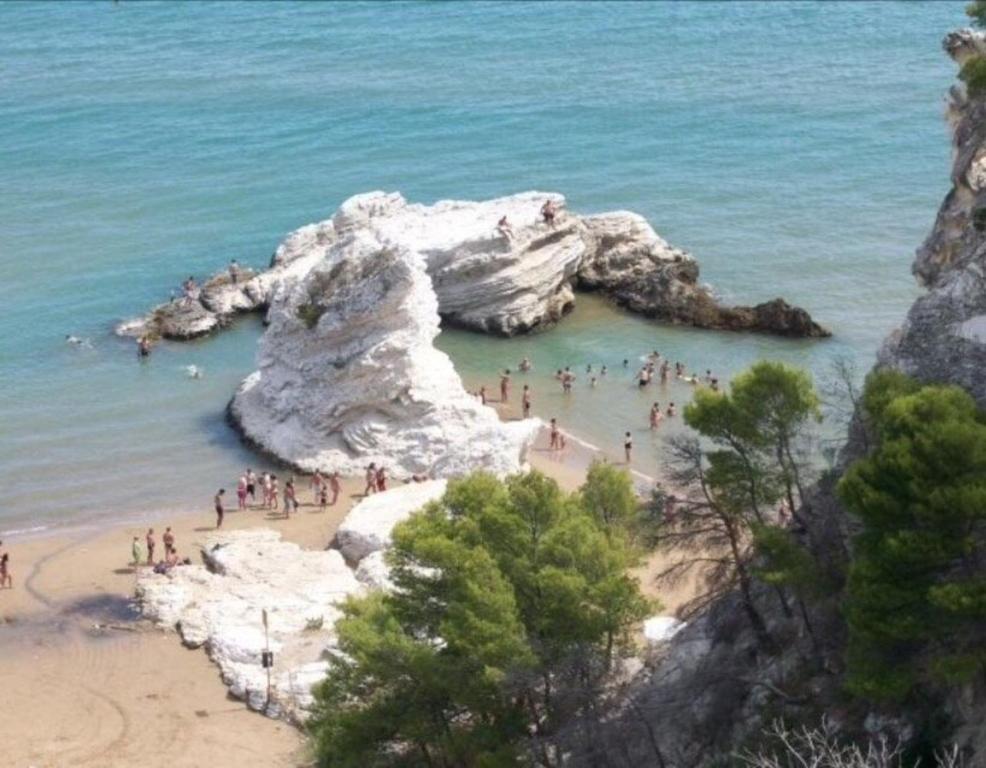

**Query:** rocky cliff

left=118, top=191, right=828, bottom=341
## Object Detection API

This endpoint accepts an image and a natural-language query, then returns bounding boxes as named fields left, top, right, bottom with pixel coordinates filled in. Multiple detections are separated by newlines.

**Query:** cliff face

left=881, top=28, right=986, bottom=410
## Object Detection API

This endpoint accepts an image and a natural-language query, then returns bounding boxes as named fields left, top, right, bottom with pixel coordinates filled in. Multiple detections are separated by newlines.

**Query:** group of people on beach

left=132, top=526, right=187, bottom=574
left=225, top=467, right=345, bottom=525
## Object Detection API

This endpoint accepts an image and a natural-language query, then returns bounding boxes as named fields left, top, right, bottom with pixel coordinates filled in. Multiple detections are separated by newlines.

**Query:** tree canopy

left=309, top=466, right=652, bottom=768
left=840, top=371, right=986, bottom=701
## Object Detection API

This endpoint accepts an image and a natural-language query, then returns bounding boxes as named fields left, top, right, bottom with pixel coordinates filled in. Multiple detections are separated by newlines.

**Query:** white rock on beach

left=229, top=230, right=541, bottom=478
left=336, top=479, right=448, bottom=564
left=137, top=529, right=360, bottom=721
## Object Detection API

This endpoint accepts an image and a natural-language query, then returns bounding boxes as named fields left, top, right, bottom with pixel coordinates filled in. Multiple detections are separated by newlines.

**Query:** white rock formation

left=336, top=191, right=584, bottom=334
left=137, top=529, right=360, bottom=721
left=643, top=615, right=687, bottom=644
left=230, top=231, right=540, bottom=478
left=336, top=479, right=448, bottom=564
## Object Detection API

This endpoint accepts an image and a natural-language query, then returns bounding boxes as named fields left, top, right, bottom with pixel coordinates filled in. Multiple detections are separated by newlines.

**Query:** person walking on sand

left=376, top=465, right=387, bottom=492
left=284, top=479, right=296, bottom=518
left=214, top=489, right=226, bottom=528
left=650, top=402, right=662, bottom=430
left=237, top=473, right=248, bottom=510
left=146, top=528, right=156, bottom=565
left=500, top=369, right=511, bottom=402
left=270, top=475, right=279, bottom=511
left=364, top=463, right=377, bottom=496
left=311, top=469, right=323, bottom=505
left=328, top=471, right=341, bottom=505
left=163, top=527, right=175, bottom=556
left=624, top=431, right=633, bottom=464
left=522, top=385, right=532, bottom=418
left=131, top=536, right=144, bottom=567
left=0, top=552, right=11, bottom=589
left=549, top=418, right=560, bottom=450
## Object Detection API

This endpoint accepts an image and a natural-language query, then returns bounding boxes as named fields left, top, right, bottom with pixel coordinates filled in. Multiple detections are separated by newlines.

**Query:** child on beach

left=215, top=489, right=225, bottom=528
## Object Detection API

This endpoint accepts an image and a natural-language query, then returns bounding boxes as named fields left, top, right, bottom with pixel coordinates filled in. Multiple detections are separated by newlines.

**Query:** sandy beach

left=0, top=418, right=694, bottom=768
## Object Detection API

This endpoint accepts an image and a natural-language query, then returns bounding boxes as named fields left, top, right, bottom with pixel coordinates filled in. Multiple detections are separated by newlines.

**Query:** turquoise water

left=0, top=1, right=961, bottom=534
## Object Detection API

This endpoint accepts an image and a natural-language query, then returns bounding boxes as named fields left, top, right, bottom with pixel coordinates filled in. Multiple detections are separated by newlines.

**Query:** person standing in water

left=522, top=385, right=532, bottom=418
left=136, top=336, right=151, bottom=359
left=549, top=418, right=560, bottom=450
left=649, top=403, right=662, bottom=429
left=500, top=369, right=511, bottom=403
left=214, top=489, right=226, bottom=528
left=519, top=356, right=532, bottom=372
left=667, top=402, right=676, bottom=417
left=624, top=432, right=633, bottom=464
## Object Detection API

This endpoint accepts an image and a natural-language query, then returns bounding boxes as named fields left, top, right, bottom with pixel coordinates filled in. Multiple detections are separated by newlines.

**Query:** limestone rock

left=228, top=231, right=541, bottom=478
left=136, top=528, right=360, bottom=722
left=336, top=480, right=448, bottom=564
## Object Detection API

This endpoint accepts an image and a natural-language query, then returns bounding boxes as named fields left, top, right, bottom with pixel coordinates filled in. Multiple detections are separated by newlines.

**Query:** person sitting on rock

left=540, top=199, right=557, bottom=227
left=496, top=215, right=514, bottom=239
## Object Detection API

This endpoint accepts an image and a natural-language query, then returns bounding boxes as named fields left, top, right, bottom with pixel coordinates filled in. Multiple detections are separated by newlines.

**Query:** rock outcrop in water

left=228, top=228, right=540, bottom=478
left=118, top=191, right=827, bottom=340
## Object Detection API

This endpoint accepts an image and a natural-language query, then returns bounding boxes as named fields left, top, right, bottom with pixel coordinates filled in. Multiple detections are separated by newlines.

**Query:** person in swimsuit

left=137, top=336, right=151, bottom=358
left=522, top=385, right=532, bottom=418
left=163, top=527, right=175, bottom=556
left=624, top=432, right=633, bottom=464
left=146, top=528, right=156, bottom=565
left=496, top=215, right=514, bottom=239
left=215, top=489, right=226, bottom=528
left=519, top=356, right=532, bottom=373
left=284, top=479, right=296, bottom=518
left=319, top=484, right=328, bottom=512
left=229, top=259, right=240, bottom=284
left=246, top=468, right=256, bottom=503
left=364, top=463, right=377, bottom=496
left=540, top=199, right=557, bottom=227
left=711, top=377, right=720, bottom=392
left=649, top=403, right=662, bottom=430
left=376, top=465, right=387, bottom=492
left=623, top=359, right=629, bottom=368
left=549, top=418, right=560, bottom=450
left=237, top=473, right=248, bottom=510
left=329, top=471, right=342, bottom=505
left=131, top=536, right=143, bottom=567
left=500, top=370, right=511, bottom=403
left=667, top=402, right=676, bottom=417
left=1, top=552, right=12, bottom=589
left=479, top=385, right=487, bottom=405
left=311, top=469, right=323, bottom=505
left=600, top=365, right=607, bottom=377
left=270, top=475, right=279, bottom=510
left=660, top=361, right=669, bottom=383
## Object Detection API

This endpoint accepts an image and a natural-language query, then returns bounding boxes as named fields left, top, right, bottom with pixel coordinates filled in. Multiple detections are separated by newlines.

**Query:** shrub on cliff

left=959, top=55, right=986, bottom=99
left=308, top=469, right=652, bottom=768
left=840, top=373, right=986, bottom=702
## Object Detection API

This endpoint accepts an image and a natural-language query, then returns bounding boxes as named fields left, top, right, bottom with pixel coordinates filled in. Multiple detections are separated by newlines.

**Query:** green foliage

left=309, top=470, right=652, bottom=767
left=751, top=523, right=826, bottom=597
left=959, top=55, right=986, bottom=99
left=840, top=379, right=986, bottom=702
left=966, top=1, right=986, bottom=28
left=296, top=301, right=325, bottom=329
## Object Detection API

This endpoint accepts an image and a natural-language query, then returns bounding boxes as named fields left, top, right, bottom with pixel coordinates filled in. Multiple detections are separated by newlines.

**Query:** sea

left=0, top=1, right=963, bottom=536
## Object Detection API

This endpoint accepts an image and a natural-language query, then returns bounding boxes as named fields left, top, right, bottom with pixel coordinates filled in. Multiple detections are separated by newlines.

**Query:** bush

left=959, top=55, right=986, bottom=99
left=296, top=301, right=325, bottom=329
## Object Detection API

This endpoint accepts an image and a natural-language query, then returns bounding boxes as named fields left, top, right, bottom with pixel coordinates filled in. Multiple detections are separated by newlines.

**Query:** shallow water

left=0, top=2, right=962, bottom=534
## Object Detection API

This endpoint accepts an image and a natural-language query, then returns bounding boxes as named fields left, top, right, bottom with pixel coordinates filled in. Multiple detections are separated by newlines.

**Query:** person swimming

left=519, top=356, right=532, bottom=372
left=649, top=402, right=662, bottom=429
left=184, top=364, right=203, bottom=379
